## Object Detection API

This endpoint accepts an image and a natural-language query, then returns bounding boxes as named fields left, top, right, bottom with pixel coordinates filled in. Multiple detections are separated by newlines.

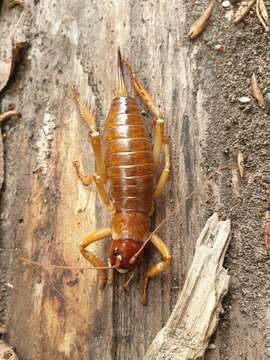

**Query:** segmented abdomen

left=103, top=96, right=155, bottom=215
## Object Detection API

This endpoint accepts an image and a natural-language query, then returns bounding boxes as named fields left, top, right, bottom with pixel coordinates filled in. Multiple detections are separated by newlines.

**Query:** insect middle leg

left=123, top=59, right=165, bottom=169
left=142, top=234, right=171, bottom=305
left=73, top=161, right=110, bottom=207
left=80, top=227, right=112, bottom=289
left=153, top=141, right=170, bottom=198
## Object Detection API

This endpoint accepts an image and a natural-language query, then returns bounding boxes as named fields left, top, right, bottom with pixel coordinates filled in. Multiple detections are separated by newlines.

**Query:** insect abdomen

left=104, top=96, right=155, bottom=215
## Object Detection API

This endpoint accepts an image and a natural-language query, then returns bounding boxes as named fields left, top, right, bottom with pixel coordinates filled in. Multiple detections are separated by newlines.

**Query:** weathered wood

left=144, top=213, right=231, bottom=360
left=0, top=2, right=204, bottom=359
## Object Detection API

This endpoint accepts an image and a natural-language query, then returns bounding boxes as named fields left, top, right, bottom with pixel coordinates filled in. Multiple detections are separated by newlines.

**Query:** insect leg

left=72, top=85, right=107, bottom=182
left=73, top=160, right=94, bottom=186
left=153, top=142, right=170, bottom=198
left=80, top=227, right=112, bottom=289
left=122, top=59, right=164, bottom=168
left=73, top=161, right=110, bottom=208
left=142, top=234, right=171, bottom=305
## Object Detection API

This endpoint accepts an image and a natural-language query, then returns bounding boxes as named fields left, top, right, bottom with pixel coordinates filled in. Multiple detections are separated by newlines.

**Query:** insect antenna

left=116, top=47, right=128, bottom=96
left=19, top=256, right=119, bottom=271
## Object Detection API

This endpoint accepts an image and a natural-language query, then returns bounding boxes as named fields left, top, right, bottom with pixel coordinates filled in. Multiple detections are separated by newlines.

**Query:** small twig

left=256, top=0, right=269, bottom=31
left=234, top=0, right=256, bottom=24
left=0, top=110, right=20, bottom=124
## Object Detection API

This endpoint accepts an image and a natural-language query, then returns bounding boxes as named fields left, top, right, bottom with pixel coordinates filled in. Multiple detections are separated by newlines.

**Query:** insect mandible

left=72, top=48, right=171, bottom=305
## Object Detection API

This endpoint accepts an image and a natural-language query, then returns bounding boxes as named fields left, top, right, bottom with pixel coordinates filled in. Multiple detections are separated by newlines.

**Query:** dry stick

left=144, top=213, right=231, bottom=360
left=130, top=161, right=236, bottom=264
left=256, top=0, right=269, bottom=32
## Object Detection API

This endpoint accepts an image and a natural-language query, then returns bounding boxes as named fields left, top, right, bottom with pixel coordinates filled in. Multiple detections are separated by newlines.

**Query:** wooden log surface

left=0, top=1, right=270, bottom=360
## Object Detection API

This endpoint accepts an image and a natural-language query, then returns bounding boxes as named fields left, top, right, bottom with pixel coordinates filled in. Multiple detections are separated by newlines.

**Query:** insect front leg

left=80, top=227, right=112, bottom=289
left=72, top=85, right=107, bottom=182
left=142, top=234, right=171, bottom=305
left=122, top=59, right=165, bottom=169
left=72, top=85, right=110, bottom=208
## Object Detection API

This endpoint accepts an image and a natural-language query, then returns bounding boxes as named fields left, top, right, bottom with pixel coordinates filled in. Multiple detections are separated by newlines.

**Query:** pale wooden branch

left=0, top=341, right=18, bottom=360
left=144, top=213, right=231, bottom=360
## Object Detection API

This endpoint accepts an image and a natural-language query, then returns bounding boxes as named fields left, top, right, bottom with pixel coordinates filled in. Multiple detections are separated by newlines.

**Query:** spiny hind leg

left=142, top=234, right=171, bottom=305
left=72, top=85, right=107, bottom=182
left=73, top=161, right=110, bottom=208
left=153, top=141, right=170, bottom=198
left=80, top=228, right=112, bottom=289
left=122, top=59, right=164, bottom=168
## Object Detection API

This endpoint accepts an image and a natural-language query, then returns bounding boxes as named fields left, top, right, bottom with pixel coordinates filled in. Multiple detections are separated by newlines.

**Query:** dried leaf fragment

left=6, top=0, right=24, bottom=8
left=234, top=0, right=256, bottom=23
left=264, top=211, right=270, bottom=255
left=256, top=0, right=269, bottom=31
left=251, top=73, right=265, bottom=107
left=0, top=42, right=25, bottom=93
left=237, top=152, right=244, bottom=178
left=189, top=1, right=214, bottom=39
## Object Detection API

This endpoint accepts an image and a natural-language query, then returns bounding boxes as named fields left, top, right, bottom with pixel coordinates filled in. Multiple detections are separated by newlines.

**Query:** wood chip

left=189, top=1, right=214, bottom=39
left=256, top=0, right=269, bottom=31
left=251, top=73, right=265, bottom=107
left=237, top=152, right=244, bottom=178
left=234, top=0, right=256, bottom=23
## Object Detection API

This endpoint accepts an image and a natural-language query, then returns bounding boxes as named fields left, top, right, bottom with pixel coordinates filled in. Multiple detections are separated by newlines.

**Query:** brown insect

left=72, top=49, right=171, bottom=305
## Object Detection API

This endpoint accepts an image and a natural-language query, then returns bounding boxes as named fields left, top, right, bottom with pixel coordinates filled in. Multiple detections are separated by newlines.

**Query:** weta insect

left=72, top=49, right=171, bottom=305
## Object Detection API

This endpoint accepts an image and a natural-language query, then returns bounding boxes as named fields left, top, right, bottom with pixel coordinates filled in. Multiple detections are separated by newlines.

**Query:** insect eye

left=113, top=249, right=118, bottom=257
